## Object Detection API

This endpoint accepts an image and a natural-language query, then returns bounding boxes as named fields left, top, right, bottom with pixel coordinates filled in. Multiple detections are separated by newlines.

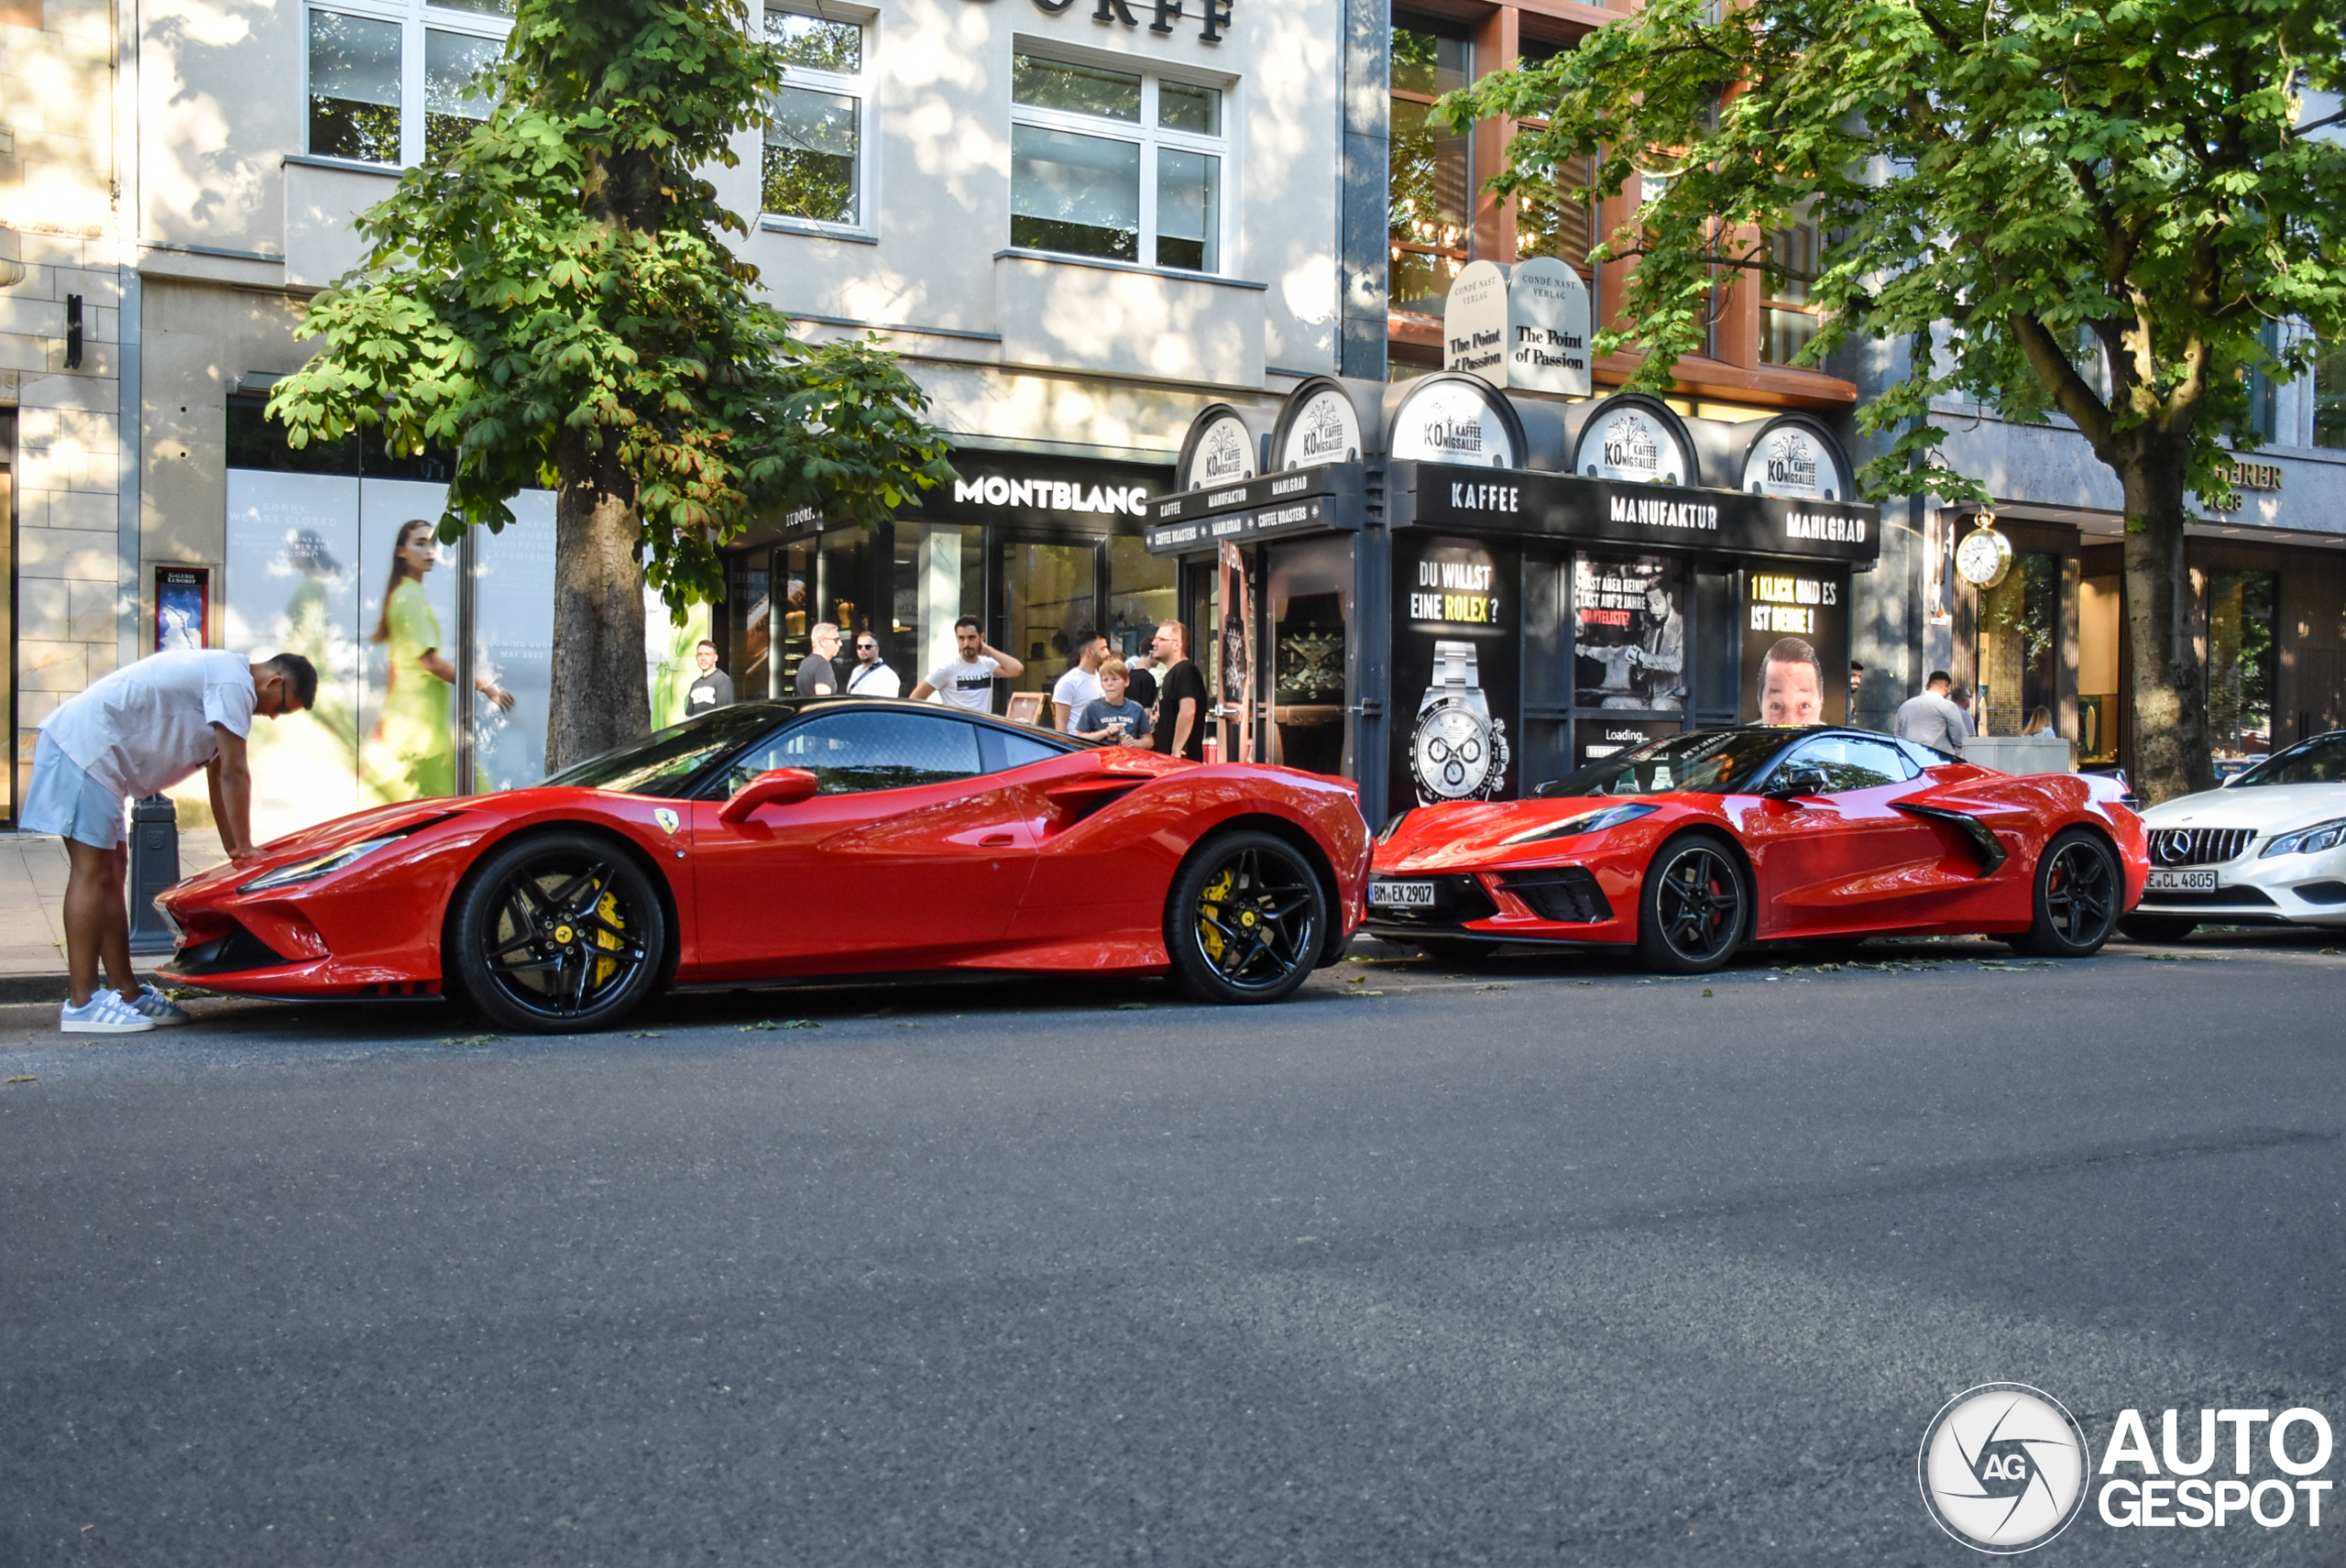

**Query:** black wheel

left=1636, top=832, right=1749, bottom=974
left=1165, top=831, right=1327, bottom=1003
left=450, top=832, right=666, bottom=1032
left=2010, top=828, right=2121, bottom=958
left=2119, top=914, right=2198, bottom=944
left=1415, top=937, right=1502, bottom=963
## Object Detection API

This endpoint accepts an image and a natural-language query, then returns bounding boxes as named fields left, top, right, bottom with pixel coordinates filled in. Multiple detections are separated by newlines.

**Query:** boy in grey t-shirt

left=1073, top=661, right=1153, bottom=746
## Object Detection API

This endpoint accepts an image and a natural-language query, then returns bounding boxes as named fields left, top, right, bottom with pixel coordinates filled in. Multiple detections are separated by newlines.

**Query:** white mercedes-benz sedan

left=2121, top=729, right=2346, bottom=940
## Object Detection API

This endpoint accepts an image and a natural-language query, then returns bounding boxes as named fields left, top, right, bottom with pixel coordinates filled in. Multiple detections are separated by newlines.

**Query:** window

left=738, top=711, right=984, bottom=795
left=1010, top=54, right=1226, bottom=272
left=763, top=9, right=870, bottom=229
left=1388, top=24, right=1471, bottom=310
left=1780, top=735, right=1910, bottom=792
left=2315, top=338, right=2346, bottom=450
left=2206, top=568, right=2277, bottom=762
left=307, top=0, right=510, bottom=167
left=1760, top=211, right=1821, bottom=367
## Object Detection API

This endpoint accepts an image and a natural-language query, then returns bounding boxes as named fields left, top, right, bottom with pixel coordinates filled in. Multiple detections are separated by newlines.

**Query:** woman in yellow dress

left=370, top=520, right=512, bottom=800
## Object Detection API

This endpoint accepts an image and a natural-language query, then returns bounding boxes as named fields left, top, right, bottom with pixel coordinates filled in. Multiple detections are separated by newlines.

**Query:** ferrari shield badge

left=653, top=807, right=680, bottom=836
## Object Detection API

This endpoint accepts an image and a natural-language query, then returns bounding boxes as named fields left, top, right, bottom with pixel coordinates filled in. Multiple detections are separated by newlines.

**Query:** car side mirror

left=1763, top=764, right=1828, bottom=802
left=718, top=767, right=818, bottom=825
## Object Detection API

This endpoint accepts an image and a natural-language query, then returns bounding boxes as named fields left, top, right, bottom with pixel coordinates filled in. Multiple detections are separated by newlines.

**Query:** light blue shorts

left=20, top=732, right=127, bottom=850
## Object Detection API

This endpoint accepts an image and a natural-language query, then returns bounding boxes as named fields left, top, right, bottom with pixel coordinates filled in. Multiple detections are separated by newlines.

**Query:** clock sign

left=1954, top=524, right=2013, bottom=589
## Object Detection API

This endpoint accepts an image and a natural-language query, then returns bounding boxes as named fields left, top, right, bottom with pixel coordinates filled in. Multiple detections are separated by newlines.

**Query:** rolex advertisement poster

left=1391, top=535, right=1519, bottom=807
left=1740, top=567, right=1849, bottom=727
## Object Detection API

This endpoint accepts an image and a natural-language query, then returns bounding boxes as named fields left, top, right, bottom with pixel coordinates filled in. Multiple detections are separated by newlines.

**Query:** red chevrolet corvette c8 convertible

left=157, top=698, right=1371, bottom=1029
left=1367, top=727, right=2146, bottom=971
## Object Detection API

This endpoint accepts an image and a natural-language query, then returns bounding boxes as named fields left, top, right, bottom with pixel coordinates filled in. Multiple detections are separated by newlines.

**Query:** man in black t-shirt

left=796, top=622, right=841, bottom=696
left=1147, top=620, right=1207, bottom=762
left=685, top=641, right=733, bottom=717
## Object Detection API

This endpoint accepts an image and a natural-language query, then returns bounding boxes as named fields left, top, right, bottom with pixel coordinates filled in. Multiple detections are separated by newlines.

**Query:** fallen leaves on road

left=1114, top=1002, right=1150, bottom=1010
left=5, top=1075, right=35, bottom=1084
left=438, top=1035, right=496, bottom=1048
left=741, top=1018, right=821, bottom=1031
left=1342, top=989, right=1386, bottom=997
left=1701, top=989, right=1714, bottom=998
left=626, top=1031, right=664, bottom=1039
left=2142, top=952, right=2231, bottom=961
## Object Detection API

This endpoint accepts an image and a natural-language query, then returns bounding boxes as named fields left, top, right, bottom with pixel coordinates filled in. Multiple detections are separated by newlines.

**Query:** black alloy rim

left=2043, top=839, right=2116, bottom=945
left=478, top=854, right=650, bottom=1018
left=1190, top=845, right=1321, bottom=992
left=1654, top=845, right=1743, bottom=962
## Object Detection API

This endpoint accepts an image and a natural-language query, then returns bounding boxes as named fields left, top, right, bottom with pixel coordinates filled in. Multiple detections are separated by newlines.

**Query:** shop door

left=1263, top=537, right=1352, bottom=776
left=999, top=536, right=1102, bottom=729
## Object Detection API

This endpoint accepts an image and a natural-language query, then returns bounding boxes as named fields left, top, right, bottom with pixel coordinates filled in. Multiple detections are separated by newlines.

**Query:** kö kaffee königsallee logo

left=1919, top=1384, right=2091, bottom=1553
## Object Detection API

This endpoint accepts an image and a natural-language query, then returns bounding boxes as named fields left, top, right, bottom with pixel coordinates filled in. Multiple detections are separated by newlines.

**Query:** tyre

left=1636, top=832, right=1750, bottom=974
left=1415, top=937, right=1502, bottom=963
left=1165, top=831, right=1328, bottom=1004
left=2118, top=915, right=2198, bottom=944
left=2009, top=828, right=2122, bottom=958
left=449, top=831, right=667, bottom=1033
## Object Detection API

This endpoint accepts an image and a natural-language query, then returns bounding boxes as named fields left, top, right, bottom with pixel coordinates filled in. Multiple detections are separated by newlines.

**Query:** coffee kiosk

left=1144, top=373, right=1881, bottom=828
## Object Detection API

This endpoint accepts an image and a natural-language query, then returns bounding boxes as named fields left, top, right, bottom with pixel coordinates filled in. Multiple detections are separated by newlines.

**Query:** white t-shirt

left=926, top=654, right=1002, bottom=711
left=41, top=649, right=258, bottom=798
left=846, top=660, right=902, bottom=698
left=1051, top=667, right=1103, bottom=731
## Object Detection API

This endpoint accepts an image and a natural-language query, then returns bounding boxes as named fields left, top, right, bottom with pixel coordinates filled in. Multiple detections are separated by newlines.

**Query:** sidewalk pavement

left=1, top=830, right=227, bottom=1001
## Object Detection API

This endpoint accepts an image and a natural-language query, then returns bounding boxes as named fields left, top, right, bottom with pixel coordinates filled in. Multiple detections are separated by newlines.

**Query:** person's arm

left=207, top=724, right=261, bottom=861
left=419, top=648, right=515, bottom=710
left=1053, top=701, right=1074, bottom=732
left=909, top=679, right=937, bottom=701
left=987, top=643, right=1025, bottom=679
left=1171, top=696, right=1199, bottom=758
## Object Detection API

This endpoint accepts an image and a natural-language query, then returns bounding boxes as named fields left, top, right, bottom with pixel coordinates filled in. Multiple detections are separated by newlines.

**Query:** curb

left=0, top=969, right=174, bottom=1005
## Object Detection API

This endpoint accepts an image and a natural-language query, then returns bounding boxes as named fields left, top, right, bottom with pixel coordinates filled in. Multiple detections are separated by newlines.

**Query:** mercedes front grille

left=2147, top=828, right=2253, bottom=866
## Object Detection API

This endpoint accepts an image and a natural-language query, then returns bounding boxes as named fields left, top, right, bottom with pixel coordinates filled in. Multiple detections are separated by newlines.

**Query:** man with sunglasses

left=845, top=632, right=901, bottom=697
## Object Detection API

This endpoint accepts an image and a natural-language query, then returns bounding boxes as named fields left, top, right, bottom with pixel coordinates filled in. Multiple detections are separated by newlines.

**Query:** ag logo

left=652, top=808, right=680, bottom=836
left=1918, top=1383, right=2091, bottom=1553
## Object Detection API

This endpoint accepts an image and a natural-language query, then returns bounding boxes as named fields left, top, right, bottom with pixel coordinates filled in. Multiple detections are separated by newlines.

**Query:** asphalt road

left=3, top=929, right=2341, bottom=1566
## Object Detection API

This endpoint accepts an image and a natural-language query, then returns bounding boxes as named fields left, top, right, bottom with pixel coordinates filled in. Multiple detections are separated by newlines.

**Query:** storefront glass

left=1002, top=537, right=1097, bottom=714
left=892, top=522, right=983, bottom=687
left=1107, top=534, right=1173, bottom=663
left=820, top=527, right=874, bottom=639
left=472, top=499, right=557, bottom=789
left=1977, top=551, right=2058, bottom=736
left=726, top=551, right=773, bottom=699
left=1265, top=537, right=1351, bottom=775
left=2077, top=573, right=2121, bottom=762
left=2208, top=567, right=2278, bottom=762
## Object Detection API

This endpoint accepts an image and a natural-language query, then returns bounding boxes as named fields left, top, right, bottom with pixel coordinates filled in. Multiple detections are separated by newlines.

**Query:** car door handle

left=980, top=832, right=1016, bottom=848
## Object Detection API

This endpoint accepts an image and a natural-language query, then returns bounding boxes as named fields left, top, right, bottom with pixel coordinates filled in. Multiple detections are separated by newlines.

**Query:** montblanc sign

left=992, top=0, right=1234, bottom=44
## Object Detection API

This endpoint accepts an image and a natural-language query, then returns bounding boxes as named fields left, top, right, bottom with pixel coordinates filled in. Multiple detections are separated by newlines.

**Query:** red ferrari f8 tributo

left=158, top=699, right=1371, bottom=1028
left=1367, top=728, right=2146, bottom=970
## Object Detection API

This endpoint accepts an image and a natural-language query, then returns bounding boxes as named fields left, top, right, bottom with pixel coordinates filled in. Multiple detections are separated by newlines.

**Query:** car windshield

left=543, top=705, right=786, bottom=798
left=1535, top=729, right=1801, bottom=798
left=2230, top=733, right=2346, bottom=788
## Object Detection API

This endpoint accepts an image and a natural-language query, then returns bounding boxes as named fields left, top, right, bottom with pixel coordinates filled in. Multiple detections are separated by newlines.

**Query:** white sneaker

left=60, top=992, right=156, bottom=1034
left=131, top=984, right=192, bottom=1026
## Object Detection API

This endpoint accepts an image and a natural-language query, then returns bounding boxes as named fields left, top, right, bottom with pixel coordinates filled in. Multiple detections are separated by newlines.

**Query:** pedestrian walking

left=1051, top=627, right=1108, bottom=733
left=910, top=616, right=1025, bottom=711
left=1073, top=660, right=1153, bottom=747
left=1148, top=620, right=1207, bottom=762
left=2024, top=705, right=2056, bottom=738
left=796, top=623, right=842, bottom=696
left=1951, top=685, right=1978, bottom=737
left=845, top=633, right=901, bottom=697
left=685, top=640, right=733, bottom=717
left=1892, top=671, right=1968, bottom=755
left=24, top=649, right=316, bottom=1032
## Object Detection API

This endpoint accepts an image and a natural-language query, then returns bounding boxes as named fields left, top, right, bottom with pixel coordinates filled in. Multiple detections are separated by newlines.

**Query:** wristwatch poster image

left=1391, top=537, right=1519, bottom=807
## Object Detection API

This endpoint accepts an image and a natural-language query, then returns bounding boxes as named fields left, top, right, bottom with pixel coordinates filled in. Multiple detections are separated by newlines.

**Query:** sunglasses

left=857, top=642, right=877, bottom=652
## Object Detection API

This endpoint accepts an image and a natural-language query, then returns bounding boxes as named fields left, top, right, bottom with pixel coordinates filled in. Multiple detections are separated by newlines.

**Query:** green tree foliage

left=269, top=0, right=953, bottom=767
left=1442, top=0, right=2346, bottom=800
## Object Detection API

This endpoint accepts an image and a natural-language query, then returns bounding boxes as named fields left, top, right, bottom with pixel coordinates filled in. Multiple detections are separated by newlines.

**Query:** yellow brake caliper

left=1198, top=869, right=1234, bottom=962
left=592, top=890, right=624, bottom=987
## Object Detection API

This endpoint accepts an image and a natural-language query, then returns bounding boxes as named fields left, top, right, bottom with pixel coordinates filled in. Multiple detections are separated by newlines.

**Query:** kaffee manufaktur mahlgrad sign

left=1399, top=461, right=1879, bottom=565
left=982, top=0, right=1235, bottom=44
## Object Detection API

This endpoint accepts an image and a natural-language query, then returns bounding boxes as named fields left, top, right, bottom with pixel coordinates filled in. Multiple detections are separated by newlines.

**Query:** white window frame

left=759, top=1, right=880, bottom=240
left=1007, top=43, right=1236, bottom=277
left=302, top=0, right=513, bottom=170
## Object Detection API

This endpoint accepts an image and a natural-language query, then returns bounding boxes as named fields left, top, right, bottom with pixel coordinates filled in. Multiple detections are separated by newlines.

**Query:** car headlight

left=1502, top=802, right=1657, bottom=846
left=2261, top=817, right=2346, bottom=859
left=238, top=817, right=446, bottom=893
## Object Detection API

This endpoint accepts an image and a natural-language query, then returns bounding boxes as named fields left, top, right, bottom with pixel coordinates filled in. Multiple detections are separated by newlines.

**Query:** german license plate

left=2144, top=869, right=2218, bottom=892
left=1371, top=880, right=1437, bottom=908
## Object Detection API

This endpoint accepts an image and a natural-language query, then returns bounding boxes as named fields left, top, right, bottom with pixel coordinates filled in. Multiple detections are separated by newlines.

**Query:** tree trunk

left=2116, top=437, right=2216, bottom=806
left=546, top=422, right=651, bottom=773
